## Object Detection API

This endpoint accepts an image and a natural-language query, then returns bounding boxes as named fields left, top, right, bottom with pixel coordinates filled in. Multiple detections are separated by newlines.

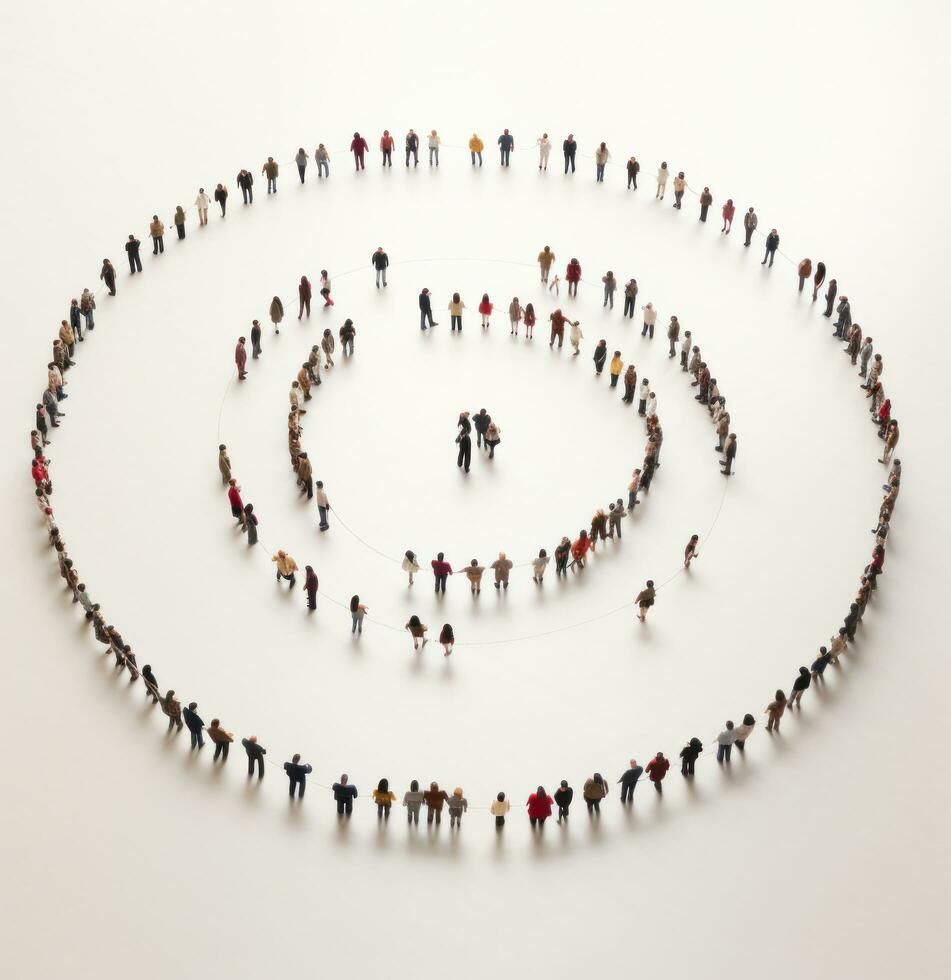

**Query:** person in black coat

left=183, top=702, right=204, bottom=749
left=761, top=229, right=780, bottom=267
left=593, top=340, right=608, bottom=375
left=456, top=427, right=472, bottom=473
left=617, top=759, right=644, bottom=802
left=563, top=134, right=577, bottom=173
left=554, top=780, right=573, bottom=821
left=419, top=288, right=437, bottom=329
left=472, top=408, right=491, bottom=448
left=405, top=130, right=419, bottom=167
left=679, top=738, right=703, bottom=776
left=789, top=666, right=811, bottom=707
left=236, top=169, right=254, bottom=204
left=332, top=774, right=358, bottom=816
left=69, top=300, right=83, bottom=341
left=284, top=753, right=312, bottom=798
left=843, top=602, right=860, bottom=642
left=242, top=735, right=267, bottom=779
left=125, top=235, right=142, bottom=274
left=371, top=247, right=389, bottom=287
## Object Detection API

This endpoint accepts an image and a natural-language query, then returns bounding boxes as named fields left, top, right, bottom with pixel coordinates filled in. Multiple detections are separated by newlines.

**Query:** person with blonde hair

left=272, top=550, right=298, bottom=588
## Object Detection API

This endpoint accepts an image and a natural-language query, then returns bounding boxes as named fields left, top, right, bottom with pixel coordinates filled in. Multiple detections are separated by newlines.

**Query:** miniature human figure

left=405, top=615, right=428, bottom=650
left=699, top=186, right=713, bottom=221
left=479, top=293, right=493, bottom=328
left=173, top=206, right=186, bottom=240
left=527, top=787, right=554, bottom=827
left=455, top=421, right=472, bottom=473
left=622, top=279, right=638, bottom=319
left=602, top=270, right=617, bottom=308
left=537, top=245, right=556, bottom=284
left=569, top=318, right=584, bottom=355
left=468, top=133, right=484, bottom=166
left=554, top=780, right=573, bottom=821
left=722, top=198, right=735, bottom=233
left=789, top=667, right=811, bottom=708
left=234, top=336, right=248, bottom=380
left=315, top=481, right=330, bottom=531
left=485, top=421, right=501, bottom=458
left=656, top=161, right=669, bottom=199
left=149, top=215, right=164, bottom=254
left=447, top=292, right=465, bottom=331
left=563, top=134, right=577, bottom=172
left=371, top=246, right=389, bottom=288
left=473, top=408, right=491, bottom=448
left=373, top=779, right=396, bottom=818
left=402, top=550, right=420, bottom=586
left=642, top=302, right=658, bottom=338
left=465, top=559, right=485, bottom=595
left=797, top=257, right=813, bottom=292
left=627, top=155, right=639, bottom=188
left=262, top=156, right=279, bottom=193
left=404, top=129, right=419, bottom=167
left=595, top=142, right=610, bottom=181
left=684, top=534, right=700, bottom=567
left=537, top=133, right=552, bottom=170
left=315, top=143, right=330, bottom=177
left=332, top=775, right=358, bottom=817
left=583, top=773, right=608, bottom=813
left=302, top=566, right=318, bottom=610
left=762, top=228, right=780, bottom=266
left=734, top=714, right=756, bottom=751
left=565, top=258, right=582, bottom=297
left=272, top=549, right=298, bottom=588
left=207, top=719, right=234, bottom=763
left=285, top=754, right=312, bottom=799
left=765, top=690, right=787, bottom=732
left=100, top=257, right=117, bottom=294
left=295, top=147, right=309, bottom=181
left=125, top=234, right=142, bottom=273
left=508, top=296, right=524, bottom=335
left=523, top=302, right=536, bottom=339
left=610, top=351, right=623, bottom=388
left=491, top=792, right=510, bottom=829
left=618, top=760, right=643, bottom=802
left=532, top=549, right=550, bottom=583
left=425, top=782, right=450, bottom=824
left=447, top=787, right=468, bottom=827
left=680, top=739, right=703, bottom=776
left=715, top=722, right=737, bottom=763
left=635, top=580, right=656, bottom=622
left=426, top=129, right=441, bottom=167
left=237, top=169, right=254, bottom=202
left=218, top=444, right=231, bottom=484
left=431, top=552, right=453, bottom=593
left=672, top=171, right=686, bottom=208
left=721, top=433, right=737, bottom=476
left=491, top=552, right=514, bottom=590
left=608, top=499, right=626, bottom=538
left=403, top=780, right=425, bottom=823
left=823, top=278, right=838, bottom=317
left=379, top=131, right=394, bottom=167
left=214, top=183, right=228, bottom=216
left=497, top=128, right=514, bottom=166
left=646, top=752, right=670, bottom=792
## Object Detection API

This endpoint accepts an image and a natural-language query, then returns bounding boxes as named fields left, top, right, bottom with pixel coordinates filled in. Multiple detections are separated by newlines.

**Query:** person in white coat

left=656, top=162, right=669, bottom=199
left=537, top=133, right=552, bottom=170
left=569, top=319, right=584, bottom=355
left=195, top=188, right=210, bottom=226
left=645, top=391, right=657, bottom=417
left=532, top=549, right=550, bottom=583
left=428, top=130, right=441, bottom=167
left=642, top=303, right=657, bottom=339
left=402, top=550, right=421, bottom=586
left=637, top=378, right=650, bottom=415
left=289, top=381, right=306, bottom=415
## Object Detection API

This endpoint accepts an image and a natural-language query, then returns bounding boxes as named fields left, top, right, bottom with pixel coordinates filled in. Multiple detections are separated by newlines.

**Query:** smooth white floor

left=1, top=2, right=949, bottom=977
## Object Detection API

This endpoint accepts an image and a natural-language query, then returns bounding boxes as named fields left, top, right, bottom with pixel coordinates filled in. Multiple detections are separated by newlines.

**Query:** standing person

left=811, top=646, right=833, bottom=683
left=554, top=537, right=571, bottom=575
left=637, top=377, right=650, bottom=415
left=680, top=739, right=703, bottom=776
left=812, top=261, right=827, bottom=301
left=880, top=420, right=899, bottom=464
left=298, top=275, right=312, bottom=319
left=332, top=775, right=358, bottom=818
left=250, top=319, right=262, bottom=358
left=622, top=279, right=639, bottom=319
left=656, top=161, right=669, bottom=199
left=610, top=351, right=623, bottom=388
left=765, top=690, right=787, bottom=732
left=125, top=234, right=142, bottom=274
left=371, top=246, right=389, bottom=288
left=427, top=129, right=441, bottom=166
left=618, top=760, right=644, bottom=803
left=149, top=215, right=165, bottom=254
left=431, top=552, right=453, bottom=594
left=373, top=779, right=396, bottom=819
left=491, top=792, right=510, bottom=829
left=491, top=552, right=514, bottom=590
left=833, top=295, right=852, bottom=338
left=302, top=566, right=318, bottom=611
left=523, top=302, right=536, bottom=339
left=315, top=143, right=330, bottom=177
left=234, top=337, right=248, bottom=380
left=554, top=780, right=573, bottom=821
left=465, top=559, right=485, bottom=594
left=743, top=206, right=758, bottom=245
left=243, top=503, right=258, bottom=546
left=208, top=719, right=234, bottom=763
left=607, top=499, right=626, bottom=538
left=447, top=788, right=468, bottom=827
left=602, top=271, right=617, bottom=308
left=236, top=169, right=254, bottom=203
left=641, top=302, right=658, bottom=338
left=485, top=420, right=501, bottom=458
left=715, top=722, right=737, bottom=763
left=183, top=702, right=205, bottom=750
left=456, top=424, right=472, bottom=473
left=582, top=773, right=608, bottom=813
left=350, top=595, right=368, bottom=634
left=789, top=667, right=811, bottom=708
left=319, top=270, right=333, bottom=307
left=797, top=257, right=813, bottom=292
left=627, top=155, right=640, bottom=188
left=439, top=623, right=456, bottom=657
left=569, top=318, right=584, bottom=355
left=321, top=328, right=335, bottom=368
left=295, top=147, right=309, bottom=182
left=468, top=133, right=484, bottom=166
left=419, top=288, right=437, bottom=330
left=508, top=297, right=524, bottom=335
left=532, top=549, right=550, bottom=583
left=402, top=550, right=421, bottom=586
left=214, top=182, right=228, bottom=216
left=645, top=752, right=670, bottom=793
left=272, top=549, right=298, bottom=588
left=227, top=478, right=244, bottom=525
left=315, top=481, right=330, bottom=531
left=269, top=295, right=284, bottom=334
left=537, top=245, right=556, bottom=284
left=823, top=278, right=838, bottom=317
left=405, top=615, right=429, bottom=650
left=672, top=171, right=686, bottom=208
left=762, top=229, right=780, bottom=266
left=565, top=258, right=582, bottom=297
left=721, top=198, right=736, bottom=233
left=160, top=690, right=183, bottom=732
left=100, top=258, right=117, bottom=295
left=403, top=780, right=425, bottom=824
left=497, top=128, right=514, bottom=166
left=684, top=534, right=700, bottom=568
left=69, top=297, right=83, bottom=342
left=721, top=433, right=737, bottom=476
left=241, top=736, right=266, bottom=779
left=379, top=130, right=394, bottom=167
left=527, top=787, right=554, bottom=827
left=404, top=129, right=419, bottom=167
left=595, top=142, right=610, bottom=181
left=593, top=339, right=608, bottom=375
left=195, top=188, right=210, bottom=226
left=350, top=132, right=369, bottom=170
left=339, top=318, right=356, bottom=355
left=473, top=408, right=491, bottom=448
left=173, top=206, right=186, bottom=240
left=284, top=754, right=312, bottom=799
left=666, top=314, right=680, bottom=355
left=622, top=364, right=637, bottom=403
left=635, top=580, right=656, bottom=622
left=734, top=714, right=756, bottom=751
left=680, top=330, right=692, bottom=370
left=537, top=133, right=552, bottom=170
left=262, top=156, right=279, bottom=193
left=563, top=133, right=577, bottom=172
left=699, top=186, right=713, bottom=221
left=478, top=293, right=493, bottom=328
left=425, top=783, right=450, bottom=824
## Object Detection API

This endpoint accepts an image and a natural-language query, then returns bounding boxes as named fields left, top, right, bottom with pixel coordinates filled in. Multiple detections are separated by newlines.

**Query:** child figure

left=548, top=273, right=561, bottom=296
left=569, top=319, right=583, bottom=355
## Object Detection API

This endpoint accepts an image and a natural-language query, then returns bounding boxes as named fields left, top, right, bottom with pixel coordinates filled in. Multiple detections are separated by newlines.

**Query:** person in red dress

left=565, top=257, right=582, bottom=297
left=526, top=787, right=554, bottom=827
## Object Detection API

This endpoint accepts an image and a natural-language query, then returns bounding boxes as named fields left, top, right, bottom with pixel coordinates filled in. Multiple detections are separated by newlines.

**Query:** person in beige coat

left=272, top=550, right=298, bottom=586
left=508, top=298, right=524, bottom=335
left=465, top=559, right=486, bottom=594
left=537, top=246, right=555, bottom=284
left=491, top=552, right=514, bottom=590
left=218, top=444, right=231, bottom=484
left=58, top=319, right=75, bottom=356
left=149, top=215, right=165, bottom=254
left=269, top=296, right=284, bottom=334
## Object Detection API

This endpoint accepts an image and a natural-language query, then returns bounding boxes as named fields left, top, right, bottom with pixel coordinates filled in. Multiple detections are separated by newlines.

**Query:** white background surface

left=1, top=1, right=949, bottom=977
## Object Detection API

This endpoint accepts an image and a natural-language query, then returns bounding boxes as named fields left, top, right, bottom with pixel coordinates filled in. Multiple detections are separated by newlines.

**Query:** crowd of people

left=28, top=130, right=899, bottom=830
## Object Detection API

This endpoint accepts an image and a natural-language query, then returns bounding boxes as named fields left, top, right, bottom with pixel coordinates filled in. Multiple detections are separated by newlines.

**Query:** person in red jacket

left=227, top=479, right=245, bottom=527
left=379, top=130, right=394, bottom=167
left=646, top=752, right=670, bottom=792
left=570, top=530, right=591, bottom=568
left=431, top=552, right=453, bottom=594
left=31, top=458, right=50, bottom=490
left=549, top=308, right=569, bottom=348
left=565, top=257, right=582, bottom=297
left=721, top=198, right=735, bottom=234
left=350, top=132, right=369, bottom=170
left=478, top=293, right=493, bottom=329
left=526, top=786, right=554, bottom=827
left=298, top=276, right=312, bottom=319
left=235, top=337, right=248, bottom=380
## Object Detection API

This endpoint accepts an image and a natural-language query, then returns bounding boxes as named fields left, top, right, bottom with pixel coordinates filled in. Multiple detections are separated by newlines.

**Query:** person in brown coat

left=149, top=215, right=165, bottom=254
left=699, top=187, right=713, bottom=221
left=269, top=296, right=284, bottom=334
left=160, top=690, right=183, bottom=732
left=296, top=452, right=313, bottom=499
left=218, top=444, right=231, bottom=484
left=797, top=258, right=812, bottom=292
left=207, top=719, right=234, bottom=762
left=721, top=433, right=737, bottom=476
left=235, top=337, right=248, bottom=380
left=635, top=580, right=656, bottom=622
left=424, top=782, right=451, bottom=824
left=765, top=690, right=787, bottom=732
left=549, top=309, right=569, bottom=348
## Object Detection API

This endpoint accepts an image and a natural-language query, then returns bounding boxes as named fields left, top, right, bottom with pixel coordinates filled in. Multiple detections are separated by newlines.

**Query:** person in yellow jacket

left=609, top=351, right=623, bottom=388
left=468, top=133, right=484, bottom=167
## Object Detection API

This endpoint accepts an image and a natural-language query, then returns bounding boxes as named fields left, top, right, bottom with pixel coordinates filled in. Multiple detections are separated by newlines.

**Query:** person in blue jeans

left=183, top=702, right=204, bottom=750
left=497, top=129, right=514, bottom=166
left=332, top=774, right=358, bottom=817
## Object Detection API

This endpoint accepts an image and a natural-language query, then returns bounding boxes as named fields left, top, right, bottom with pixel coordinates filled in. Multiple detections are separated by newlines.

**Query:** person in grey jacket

left=761, top=229, right=779, bottom=266
left=743, top=207, right=758, bottom=246
left=834, top=296, right=852, bottom=338
left=403, top=779, right=425, bottom=824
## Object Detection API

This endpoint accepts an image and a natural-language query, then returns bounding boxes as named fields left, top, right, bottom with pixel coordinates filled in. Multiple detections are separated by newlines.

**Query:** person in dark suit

left=761, top=229, right=780, bottom=267
left=679, top=738, right=703, bottom=776
left=125, top=235, right=142, bottom=274
left=617, top=760, right=644, bottom=802
left=456, top=427, right=472, bottom=473
left=183, top=702, right=204, bottom=749
left=419, top=288, right=437, bottom=329
left=563, top=134, right=577, bottom=173
left=472, top=408, right=491, bottom=448
left=332, top=774, right=358, bottom=817
left=284, top=754, right=312, bottom=798
left=242, top=735, right=267, bottom=779
left=721, top=433, right=737, bottom=476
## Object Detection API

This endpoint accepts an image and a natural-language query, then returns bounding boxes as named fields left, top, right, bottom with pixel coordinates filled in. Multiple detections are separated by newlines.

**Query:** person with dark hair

left=823, top=278, right=838, bottom=318
left=405, top=129, right=419, bottom=167
left=497, top=128, right=514, bottom=166
left=431, top=552, right=453, bottom=594
left=183, top=702, right=205, bottom=750
left=315, top=481, right=330, bottom=531
left=234, top=337, right=247, bottom=380
left=243, top=503, right=258, bottom=546
left=699, top=186, right=713, bottom=221
left=570, top=529, right=591, bottom=569
left=766, top=690, right=787, bottom=732
left=715, top=722, right=736, bottom=763
left=811, top=646, right=833, bottom=682
left=448, top=292, right=465, bottom=331
left=262, top=157, right=278, bottom=193
left=419, top=288, right=437, bottom=330
left=672, top=171, right=686, bottom=208
left=207, top=719, right=233, bottom=762
left=472, top=408, right=491, bottom=449
left=214, top=182, right=228, bottom=216
left=583, top=773, right=608, bottom=813
left=350, top=132, right=369, bottom=170
left=297, top=275, right=312, bottom=319
left=149, top=215, right=164, bottom=254
left=491, top=792, right=510, bottom=829
left=762, top=229, right=780, bottom=266
left=237, top=169, right=254, bottom=203
left=646, top=752, right=670, bottom=792
left=554, top=537, right=571, bottom=576
left=371, top=247, right=389, bottom=288
left=554, top=780, right=573, bottom=821
left=424, top=782, right=450, bottom=824
left=303, top=566, right=318, bottom=610
left=160, top=690, right=183, bottom=732
left=285, top=754, right=312, bottom=798
left=595, top=142, right=610, bottom=181
left=734, top=713, right=756, bottom=751
left=100, top=258, right=117, bottom=295
left=402, top=550, right=420, bottom=586
left=339, top=318, right=356, bottom=355
left=350, top=595, right=368, bottom=634
left=373, top=778, right=396, bottom=818
left=618, top=759, right=644, bottom=802
left=742, top=206, right=757, bottom=245
left=565, top=258, right=582, bottom=297
left=295, top=147, right=309, bottom=182
left=250, top=319, right=262, bottom=359
left=563, top=134, right=577, bottom=172
left=626, top=155, right=639, bottom=188
left=242, top=735, right=267, bottom=779
left=405, top=615, right=428, bottom=650
left=141, top=664, right=160, bottom=704
left=593, top=339, right=608, bottom=375
left=635, top=580, right=656, bottom=622
left=680, top=738, right=703, bottom=776
left=403, top=780, right=425, bottom=823
left=684, top=534, right=700, bottom=568
left=456, top=423, right=472, bottom=473
left=125, top=234, right=142, bottom=274
left=789, top=667, right=811, bottom=708
left=527, top=787, right=554, bottom=827
left=332, top=774, right=358, bottom=817
left=812, top=261, right=827, bottom=301
left=439, top=623, right=455, bottom=656
left=319, top=270, right=333, bottom=307
left=721, top=433, right=737, bottom=476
